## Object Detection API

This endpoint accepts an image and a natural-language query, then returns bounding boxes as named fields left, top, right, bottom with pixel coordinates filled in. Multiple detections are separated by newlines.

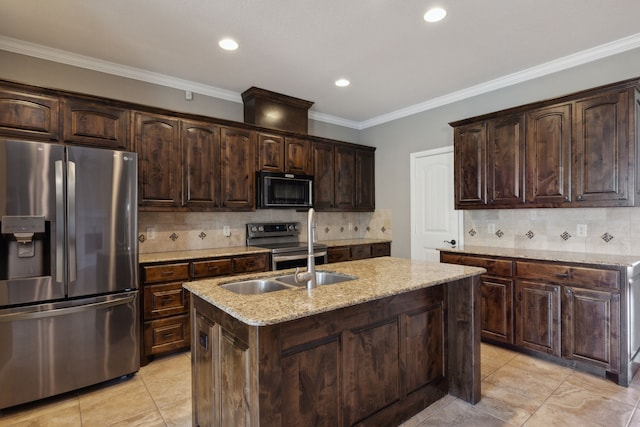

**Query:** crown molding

left=359, top=32, right=640, bottom=129
left=2, top=33, right=640, bottom=131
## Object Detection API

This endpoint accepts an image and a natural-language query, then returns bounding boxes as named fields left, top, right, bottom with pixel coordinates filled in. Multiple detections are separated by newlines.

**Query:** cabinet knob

left=576, top=195, right=583, bottom=201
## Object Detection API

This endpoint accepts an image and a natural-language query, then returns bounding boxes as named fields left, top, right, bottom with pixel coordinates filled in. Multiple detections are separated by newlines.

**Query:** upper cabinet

left=220, top=127, right=256, bottom=210
left=62, top=98, right=130, bottom=149
left=451, top=78, right=640, bottom=209
left=257, top=132, right=312, bottom=175
left=0, top=86, right=60, bottom=141
left=313, top=141, right=375, bottom=212
left=182, top=119, right=221, bottom=210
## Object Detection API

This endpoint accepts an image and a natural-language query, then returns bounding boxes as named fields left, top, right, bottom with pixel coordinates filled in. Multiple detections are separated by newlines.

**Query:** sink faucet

left=294, top=208, right=317, bottom=290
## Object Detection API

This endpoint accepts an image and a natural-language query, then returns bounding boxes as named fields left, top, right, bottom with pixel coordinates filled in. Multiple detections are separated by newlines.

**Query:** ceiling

left=1, top=0, right=640, bottom=129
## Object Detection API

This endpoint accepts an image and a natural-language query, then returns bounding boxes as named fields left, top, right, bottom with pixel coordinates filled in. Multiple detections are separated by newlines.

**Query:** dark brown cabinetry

left=313, top=141, right=376, bottom=212
left=220, top=127, right=256, bottom=210
left=181, top=119, right=221, bottom=210
left=441, top=250, right=630, bottom=385
left=0, top=86, right=60, bottom=141
left=257, top=133, right=312, bottom=175
left=285, top=137, right=312, bottom=175
left=140, top=252, right=269, bottom=364
left=62, top=98, right=130, bottom=149
left=451, top=79, right=640, bottom=209
left=191, top=281, right=462, bottom=426
left=134, top=112, right=181, bottom=209
left=327, top=241, right=391, bottom=263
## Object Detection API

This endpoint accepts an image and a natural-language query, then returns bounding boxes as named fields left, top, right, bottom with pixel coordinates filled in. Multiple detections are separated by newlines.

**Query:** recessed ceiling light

left=335, top=78, right=350, bottom=87
left=218, top=38, right=239, bottom=51
left=424, top=7, right=447, bottom=23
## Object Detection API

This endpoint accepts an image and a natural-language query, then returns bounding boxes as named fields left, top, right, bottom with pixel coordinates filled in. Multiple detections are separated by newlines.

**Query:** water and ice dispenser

left=0, top=215, right=48, bottom=279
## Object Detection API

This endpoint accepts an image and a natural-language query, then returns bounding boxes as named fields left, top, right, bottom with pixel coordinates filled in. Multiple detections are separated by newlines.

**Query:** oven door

left=271, top=251, right=327, bottom=271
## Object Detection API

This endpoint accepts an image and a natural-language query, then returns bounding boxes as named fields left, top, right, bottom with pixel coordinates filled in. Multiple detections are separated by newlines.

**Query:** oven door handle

left=273, top=250, right=327, bottom=262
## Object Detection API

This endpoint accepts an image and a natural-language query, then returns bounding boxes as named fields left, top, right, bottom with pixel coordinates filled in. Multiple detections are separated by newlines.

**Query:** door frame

left=410, top=146, right=464, bottom=260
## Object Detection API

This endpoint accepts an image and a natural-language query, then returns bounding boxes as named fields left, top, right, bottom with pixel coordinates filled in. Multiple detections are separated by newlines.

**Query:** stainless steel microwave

left=257, top=171, right=313, bottom=208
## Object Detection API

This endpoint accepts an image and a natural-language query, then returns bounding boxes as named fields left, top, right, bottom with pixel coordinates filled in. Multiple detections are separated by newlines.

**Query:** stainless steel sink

left=220, top=279, right=292, bottom=295
left=275, top=271, right=358, bottom=286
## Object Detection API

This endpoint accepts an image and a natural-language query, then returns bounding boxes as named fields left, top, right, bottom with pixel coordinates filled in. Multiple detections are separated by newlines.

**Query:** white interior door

left=410, top=147, right=463, bottom=262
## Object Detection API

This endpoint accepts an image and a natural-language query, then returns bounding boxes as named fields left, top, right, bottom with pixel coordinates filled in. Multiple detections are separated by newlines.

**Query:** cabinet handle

left=161, top=332, right=175, bottom=339
left=555, top=273, right=570, bottom=278
left=161, top=271, right=175, bottom=277
left=207, top=265, right=219, bottom=271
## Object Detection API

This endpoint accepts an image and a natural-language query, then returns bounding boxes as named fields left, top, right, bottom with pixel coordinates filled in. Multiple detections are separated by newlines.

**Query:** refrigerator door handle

left=55, top=160, right=65, bottom=285
left=67, top=160, right=77, bottom=283
left=0, top=293, right=136, bottom=322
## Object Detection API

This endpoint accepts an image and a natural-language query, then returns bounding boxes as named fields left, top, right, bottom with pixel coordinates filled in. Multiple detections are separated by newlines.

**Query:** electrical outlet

left=577, top=224, right=588, bottom=237
left=348, top=222, right=353, bottom=231
left=223, top=225, right=231, bottom=237
left=488, top=223, right=496, bottom=234
left=147, top=227, right=156, bottom=240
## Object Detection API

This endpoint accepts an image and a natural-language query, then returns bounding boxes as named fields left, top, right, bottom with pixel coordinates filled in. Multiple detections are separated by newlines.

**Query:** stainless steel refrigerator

left=0, top=139, right=139, bottom=409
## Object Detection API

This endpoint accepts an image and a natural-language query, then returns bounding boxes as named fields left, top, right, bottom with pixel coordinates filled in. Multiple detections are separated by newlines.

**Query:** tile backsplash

left=464, top=207, right=640, bottom=256
left=138, top=209, right=392, bottom=254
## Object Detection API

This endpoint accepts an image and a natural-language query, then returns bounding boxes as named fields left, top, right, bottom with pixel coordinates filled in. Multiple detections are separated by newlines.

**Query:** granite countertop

left=439, top=245, right=640, bottom=268
left=139, top=246, right=271, bottom=264
left=184, top=257, right=484, bottom=326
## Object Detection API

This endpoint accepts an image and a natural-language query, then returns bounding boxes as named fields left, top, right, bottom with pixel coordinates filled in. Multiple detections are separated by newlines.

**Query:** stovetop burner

left=246, top=221, right=327, bottom=254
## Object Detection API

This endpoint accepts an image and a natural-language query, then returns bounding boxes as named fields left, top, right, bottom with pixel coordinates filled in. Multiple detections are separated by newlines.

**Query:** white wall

left=362, top=47, right=640, bottom=258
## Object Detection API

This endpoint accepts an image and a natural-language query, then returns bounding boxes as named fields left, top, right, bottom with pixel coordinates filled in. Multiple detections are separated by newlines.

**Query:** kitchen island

left=184, top=257, right=485, bottom=426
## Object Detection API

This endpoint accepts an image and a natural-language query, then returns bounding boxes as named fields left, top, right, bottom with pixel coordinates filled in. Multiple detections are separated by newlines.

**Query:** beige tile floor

left=1, top=343, right=639, bottom=426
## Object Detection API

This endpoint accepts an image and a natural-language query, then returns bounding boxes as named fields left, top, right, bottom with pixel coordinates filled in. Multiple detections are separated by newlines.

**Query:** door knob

left=443, top=239, right=457, bottom=247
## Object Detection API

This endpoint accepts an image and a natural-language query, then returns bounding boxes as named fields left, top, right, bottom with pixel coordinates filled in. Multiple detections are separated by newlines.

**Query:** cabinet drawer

left=144, top=314, right=190, bottom=355
left=143, top=263, right=190, bottom=284
left=143, top=282, right=189, bottom=319
left=192, top=258, right=232, bottom=278
left=350, top=244, right=371, bottom=260
left=371, top=242, right=391, bottom=257
left=328, top=247, right=350, bottom=263
left=441, top=253, right=514, bottom=277
left=516, top=261, right=620, bottom=289
left=233, top=254, right=268, bottom=273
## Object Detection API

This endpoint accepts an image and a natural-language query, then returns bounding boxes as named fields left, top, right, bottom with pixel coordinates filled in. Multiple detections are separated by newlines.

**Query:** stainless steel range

left=246, top=221, right=328, bottom=271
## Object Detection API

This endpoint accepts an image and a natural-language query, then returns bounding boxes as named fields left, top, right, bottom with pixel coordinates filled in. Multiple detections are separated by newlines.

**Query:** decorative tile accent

left=354, top=226, right=359, bottom=232
left=381, top=226, right=386, bottom=233
left=495, top=229, right=504, bottom=238
left=199, top=232, right=207, bottom=240
left=468, top=228, right=477, bottom=237
left=138, top=234, right=146, bottom=243
left=525, top=230, right=534, bottom=239
left=324, top=227, right=330, bottom=233
left=340, top=226, right=344, bottom=233
left=366, top=226, right=371, bottom=232
left=170, top=233, right=179, bottom=241
left=601, top=232, right=614, bottom=242
left=560, top=231, right=571, bottom=241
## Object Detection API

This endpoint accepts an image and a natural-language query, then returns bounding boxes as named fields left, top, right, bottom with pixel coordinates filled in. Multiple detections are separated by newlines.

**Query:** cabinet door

left=257, top=132, right=284, bottom=172
left=220, top=127, right=256, bottom=209
left=454, top=122, right=486, bottom=207
left=525, top=104, right=572, bottom=205
left=182, top=120, right=221, bottom=209
left=573, top=89, right=631, bottom=205
left=515, top=280, right=561, bottom=356
left=486, top=114, right=525, bottom=206
left=562, top=287, right=620, bottom=371
left=481, top=276, right=514, bottom=344
left=134, top=112, right=181, bottom=208
left=193, top=313, right=216, bottom=427
left=62, top=98, right=129, bottom=149
left=0, top=87, right=60, bottom=140
left=334, top=144, right=356, bottom=210
left=312, top=142, right=335, bottom=210
left=356, top=149, right=375, bottom=211
left=285, top=137, right=312, bottom=175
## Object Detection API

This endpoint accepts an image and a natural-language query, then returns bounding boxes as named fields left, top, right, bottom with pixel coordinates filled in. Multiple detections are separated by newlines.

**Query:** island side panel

left=447, top=275, right=482, bottom=404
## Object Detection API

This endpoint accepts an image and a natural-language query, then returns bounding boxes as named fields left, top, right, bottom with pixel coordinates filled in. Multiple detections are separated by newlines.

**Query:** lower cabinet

left=327, top=241, right=391, bottom=263
left=191, top=284, right=454, bottom=426
left=140, top=252, right=269, bottom=364
left=440, top=251, right=629, bottom=385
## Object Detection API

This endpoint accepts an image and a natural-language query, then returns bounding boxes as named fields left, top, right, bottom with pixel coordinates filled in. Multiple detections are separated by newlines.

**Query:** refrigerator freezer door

left=0, top=139, right=65, bottom=305
left=0, top=291, right=140, bottom=409
left=66, top=147, right=138, bottom=298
